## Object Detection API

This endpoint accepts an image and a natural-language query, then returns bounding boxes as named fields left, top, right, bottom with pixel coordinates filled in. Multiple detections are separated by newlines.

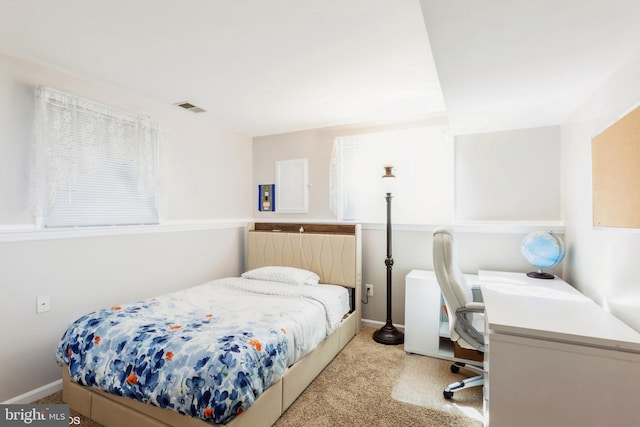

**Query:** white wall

left=252, top=115, right=451, bottom=221
left=0, top=54, right=253, bottom=402
left=361, top=226, right=557, bottom=326
left=253, top=120, right=563, bottom=326
left=0, top=54, right=252, bottom=223
left=456, top=126, right=561, bottom=221
left=0, top=227, right=245, bottom=402
left=562, top=47, right=640, bottom=333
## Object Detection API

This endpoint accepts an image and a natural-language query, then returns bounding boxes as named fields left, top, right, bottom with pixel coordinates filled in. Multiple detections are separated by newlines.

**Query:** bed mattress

left=56, top=276, right=350, bottom=424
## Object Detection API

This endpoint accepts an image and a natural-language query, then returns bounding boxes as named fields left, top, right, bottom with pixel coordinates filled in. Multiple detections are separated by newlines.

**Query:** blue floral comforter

left=56, top=277, right=349, bottom=424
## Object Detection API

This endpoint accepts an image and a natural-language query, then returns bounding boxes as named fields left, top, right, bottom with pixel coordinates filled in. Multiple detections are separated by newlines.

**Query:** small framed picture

left=258, top=184, right=275, bottom=212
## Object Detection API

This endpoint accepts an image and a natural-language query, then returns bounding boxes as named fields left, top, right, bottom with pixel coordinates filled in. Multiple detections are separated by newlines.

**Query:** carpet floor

left=35, top=327, right=483, bottom=426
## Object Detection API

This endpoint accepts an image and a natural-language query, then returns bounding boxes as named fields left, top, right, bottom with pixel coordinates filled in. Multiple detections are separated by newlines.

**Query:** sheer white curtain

left=330, top=126, right=454, bottom=224
left=32, top=86, right=164, bottom=227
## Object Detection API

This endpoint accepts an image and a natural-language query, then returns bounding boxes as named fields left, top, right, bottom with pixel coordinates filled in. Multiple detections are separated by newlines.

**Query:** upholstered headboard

left=246, top=223, right=362, bottom=323
left=246, top=223, right=361, bottom=288
left=246, top=223, right=360, bottom=288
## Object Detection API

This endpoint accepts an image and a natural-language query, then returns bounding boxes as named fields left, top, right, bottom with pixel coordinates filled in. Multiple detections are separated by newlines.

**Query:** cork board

left=592, top=105, right=640, bottom=228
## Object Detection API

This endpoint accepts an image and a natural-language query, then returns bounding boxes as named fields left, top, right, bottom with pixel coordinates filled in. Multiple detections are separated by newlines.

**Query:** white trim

left=0, top=218, right=565, bottom=244
left=448, top=221, right=565, bottom=235
left=0, top=219, right=252, bottom=243
left=363, top=221, right=564, bottom=234
left=244, top=218, right=564, bottom=234
left=361, top=318, right=405, bottom=332
left=593, top=226, right=640, bottom=234
left=2, top=379, right=62, bottom=404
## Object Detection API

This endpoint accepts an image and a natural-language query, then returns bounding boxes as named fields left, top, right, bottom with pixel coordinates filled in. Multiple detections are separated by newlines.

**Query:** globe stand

left=527, top=271, right=554, bottom=280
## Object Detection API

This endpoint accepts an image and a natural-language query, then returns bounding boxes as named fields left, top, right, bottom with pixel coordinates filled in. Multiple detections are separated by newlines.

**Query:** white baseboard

left=2, top=379, right=62, bottom=404
left=361, top=318, right=405, bottom=331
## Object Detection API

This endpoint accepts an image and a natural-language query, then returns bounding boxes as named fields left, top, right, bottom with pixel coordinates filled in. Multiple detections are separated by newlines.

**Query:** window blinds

left=32, top=86, right=162, bottom=227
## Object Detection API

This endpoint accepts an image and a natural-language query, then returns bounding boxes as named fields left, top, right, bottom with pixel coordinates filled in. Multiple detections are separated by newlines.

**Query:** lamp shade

left=382, top=165, right=396, bottom=194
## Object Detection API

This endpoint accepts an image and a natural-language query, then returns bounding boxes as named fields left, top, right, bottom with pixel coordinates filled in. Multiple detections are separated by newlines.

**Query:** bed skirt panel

left=63, top=368, right=282, bottom=427
left=339, top=311, right=357, bottom=349
left=282, top=328, right=338, bottom=411
left=281, top=310, right=356, bottom=411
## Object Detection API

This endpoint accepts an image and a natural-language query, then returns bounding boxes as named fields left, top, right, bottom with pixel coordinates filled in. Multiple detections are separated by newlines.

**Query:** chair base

left=444, top=362, right=484, bottom=399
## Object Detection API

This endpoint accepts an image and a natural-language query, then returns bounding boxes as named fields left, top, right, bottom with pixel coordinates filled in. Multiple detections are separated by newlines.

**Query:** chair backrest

left=432, top=226, right=473, bottom=342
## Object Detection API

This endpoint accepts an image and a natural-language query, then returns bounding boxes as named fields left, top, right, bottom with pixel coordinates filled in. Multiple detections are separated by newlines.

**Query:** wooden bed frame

left=62, top=222, right=362, bottom=427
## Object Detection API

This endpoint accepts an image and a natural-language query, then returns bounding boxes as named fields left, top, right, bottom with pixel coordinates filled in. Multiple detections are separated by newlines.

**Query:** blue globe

left=521, top=231, right=565, bottom=278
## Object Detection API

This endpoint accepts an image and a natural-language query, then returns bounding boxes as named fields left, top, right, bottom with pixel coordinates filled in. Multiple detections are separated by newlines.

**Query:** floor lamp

left=373, top=165, right=404, bottom=345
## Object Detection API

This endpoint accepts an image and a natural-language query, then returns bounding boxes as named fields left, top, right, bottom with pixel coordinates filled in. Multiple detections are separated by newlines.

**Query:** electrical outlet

left=365, top=284, right=374, bottom=297
left=36, top=295, right=51, bottom=314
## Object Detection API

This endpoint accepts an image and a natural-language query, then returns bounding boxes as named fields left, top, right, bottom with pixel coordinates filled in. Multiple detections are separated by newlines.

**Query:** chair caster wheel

left=450, top=364, right=460, bottom=373
left=444, top=390, right=454, bottom=399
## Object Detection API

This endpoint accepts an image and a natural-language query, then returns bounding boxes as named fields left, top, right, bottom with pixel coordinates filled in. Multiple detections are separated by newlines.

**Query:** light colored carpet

left=274, top=328, right=482, bottom=427
left=34, top=327, right=483, bottom=426
left=392, top=353, right=484, bottom=423
left=32, top=392, right=101, bottom=427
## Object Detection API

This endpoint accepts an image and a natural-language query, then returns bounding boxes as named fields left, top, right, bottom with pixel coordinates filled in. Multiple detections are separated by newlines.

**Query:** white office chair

left=432, top=226, right=485, bottom=399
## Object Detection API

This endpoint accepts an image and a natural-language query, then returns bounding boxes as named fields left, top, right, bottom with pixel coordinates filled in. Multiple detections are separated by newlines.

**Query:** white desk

left=480, top=270, right=640, bottom=427
left=404, top=270, right=480, bottom=362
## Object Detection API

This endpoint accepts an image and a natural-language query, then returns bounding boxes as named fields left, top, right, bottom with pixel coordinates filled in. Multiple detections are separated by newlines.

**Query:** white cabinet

left=405, top=269, right=640, bottom=426
left=404, top=269, right=479, bottom=361
left=480, top=270, right=640, bottom=427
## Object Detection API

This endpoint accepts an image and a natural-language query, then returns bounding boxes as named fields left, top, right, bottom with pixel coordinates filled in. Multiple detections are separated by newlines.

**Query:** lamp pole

left=373, top=166, right=404, bottom=345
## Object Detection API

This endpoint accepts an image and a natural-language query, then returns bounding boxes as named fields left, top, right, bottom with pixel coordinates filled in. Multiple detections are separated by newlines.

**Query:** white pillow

left=241, top=266, right=320, bottom=286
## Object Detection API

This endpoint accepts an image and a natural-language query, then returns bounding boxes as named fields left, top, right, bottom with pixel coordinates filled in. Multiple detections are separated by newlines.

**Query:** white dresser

left=480, top=270, right=640, bottom=427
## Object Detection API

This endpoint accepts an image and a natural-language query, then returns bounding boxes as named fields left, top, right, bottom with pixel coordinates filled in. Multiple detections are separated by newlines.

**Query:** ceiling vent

left=174, top=101, right=206, bottom=113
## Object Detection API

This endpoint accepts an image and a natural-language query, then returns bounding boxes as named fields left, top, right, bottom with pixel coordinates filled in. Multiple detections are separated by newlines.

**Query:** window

left=330, top=127, right=453, bottom=224
left=32, top=86, right=163, bottom=228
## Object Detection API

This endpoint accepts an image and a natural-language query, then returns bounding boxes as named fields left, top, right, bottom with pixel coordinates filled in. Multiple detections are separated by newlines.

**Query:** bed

left=59, top=222, right=361, bottom=427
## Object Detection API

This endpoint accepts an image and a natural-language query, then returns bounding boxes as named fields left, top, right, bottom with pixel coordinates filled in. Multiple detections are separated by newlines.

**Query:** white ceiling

left=420, top=0, right=640, bottom=135
left=1, top=0, right=639, bottom=137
